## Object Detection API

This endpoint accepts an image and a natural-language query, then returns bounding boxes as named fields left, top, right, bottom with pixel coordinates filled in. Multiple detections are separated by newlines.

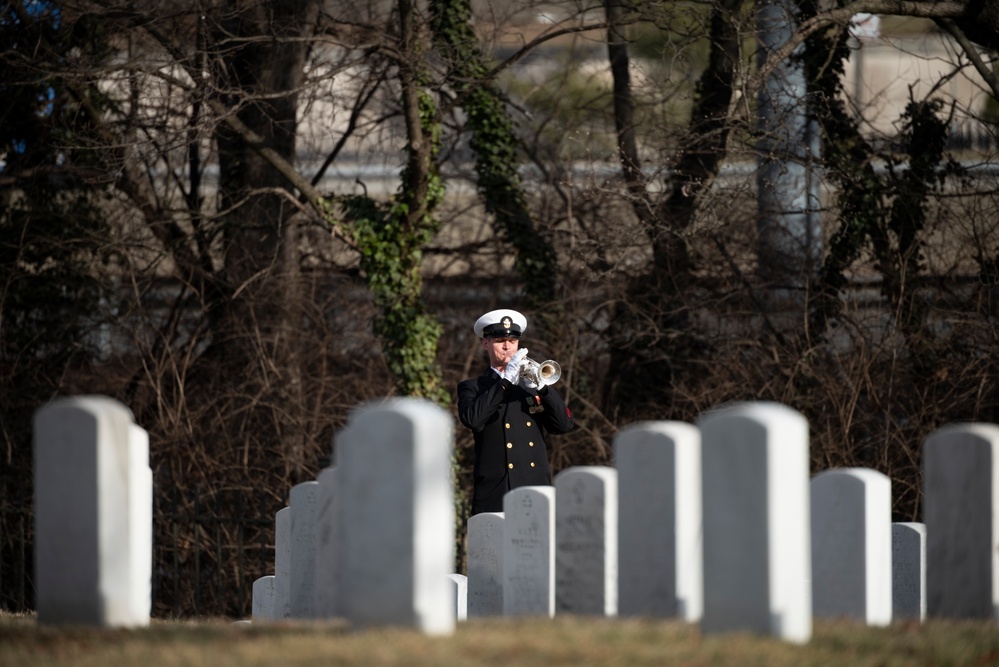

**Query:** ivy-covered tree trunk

left=429, top=0, right=558, bottom=314
left=801, top=0, right=950, bottom=374
left=333, top=0, right=459, bottom=552
left=338, top=0, right=448, bottom=405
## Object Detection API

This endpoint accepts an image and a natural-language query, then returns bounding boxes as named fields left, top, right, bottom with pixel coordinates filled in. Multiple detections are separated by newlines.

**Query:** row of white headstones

left=31, top=396, right=998, bottom=642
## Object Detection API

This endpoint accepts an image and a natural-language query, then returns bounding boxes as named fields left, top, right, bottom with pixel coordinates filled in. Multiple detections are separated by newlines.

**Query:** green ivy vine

left=325, top=85, right=449, bottom=406
left=429, top=0, right=557, bottom=311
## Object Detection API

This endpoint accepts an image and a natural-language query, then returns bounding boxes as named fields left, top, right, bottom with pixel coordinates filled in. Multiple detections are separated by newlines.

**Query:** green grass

left=1, top=612, right=997, bottom=667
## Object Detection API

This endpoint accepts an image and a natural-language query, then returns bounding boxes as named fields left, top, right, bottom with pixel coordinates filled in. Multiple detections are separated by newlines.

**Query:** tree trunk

left=209, top=0, right=320, bottom=480
left=602, top=0, right=744, bottom=419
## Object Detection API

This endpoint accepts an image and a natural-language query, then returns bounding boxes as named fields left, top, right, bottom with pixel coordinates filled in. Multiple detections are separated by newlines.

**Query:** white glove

left=501, top=348, right=528, bottom=384
left=519, top=374, right=539, bottom=391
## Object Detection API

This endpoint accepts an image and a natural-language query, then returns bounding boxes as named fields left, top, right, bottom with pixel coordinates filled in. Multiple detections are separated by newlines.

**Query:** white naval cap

left=473, top=308, right=527, bottom=338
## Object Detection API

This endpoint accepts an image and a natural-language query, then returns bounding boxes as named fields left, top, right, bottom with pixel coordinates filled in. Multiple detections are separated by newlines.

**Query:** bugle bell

left=520, top=356, right=561, bottom=387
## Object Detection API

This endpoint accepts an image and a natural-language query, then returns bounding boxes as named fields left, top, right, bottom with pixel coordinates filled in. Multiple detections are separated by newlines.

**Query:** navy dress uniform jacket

left=457, top=368, right=575, bottom=515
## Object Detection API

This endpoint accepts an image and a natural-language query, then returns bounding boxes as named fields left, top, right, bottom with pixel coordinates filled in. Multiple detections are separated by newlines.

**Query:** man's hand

left=519, top=375, right=539, bottom=391
left=502, top=348, right=528, bottom=383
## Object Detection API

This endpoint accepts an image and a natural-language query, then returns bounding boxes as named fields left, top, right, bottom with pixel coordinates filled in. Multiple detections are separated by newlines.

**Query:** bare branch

left=743, top=1, right=969, bottom=114
left=483, top=19, right=614, bottom=81
left=937, top=17, right=999, bottom=99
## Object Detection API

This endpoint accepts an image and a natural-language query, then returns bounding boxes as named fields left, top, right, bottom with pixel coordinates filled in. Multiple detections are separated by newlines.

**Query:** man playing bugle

left=457, top=308, right=575, bottom=516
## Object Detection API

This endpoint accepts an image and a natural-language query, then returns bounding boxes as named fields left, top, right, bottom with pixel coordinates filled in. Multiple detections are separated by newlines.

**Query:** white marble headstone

left=34, top=396, right=151, bottom=627
left=313, top=466, right=340, bottom=619
left=923, top=423, right=999, bottom=619
left=252, top=575, right=276, bottom=621
left=892, top=522, right=926, bottom=621
left=448, top=573, right=468, bottom=621
left=811, top=468, right=892, bottom=626
left=336, top=398, right=455, bottom=635
left=467, top=511, right=504, bottom=617
left=273, top=506, right=292, bottom=619
left=503, top=486, right=555, bottom=617
left=698, top=401, right=812, bottom=643
left=615, top=421, right=702, bottom=620
left=555, top=466, right=618, bottom=616
left=289, top=481, right=319, bottom=618
left=128, top=423, right=153, bottom=620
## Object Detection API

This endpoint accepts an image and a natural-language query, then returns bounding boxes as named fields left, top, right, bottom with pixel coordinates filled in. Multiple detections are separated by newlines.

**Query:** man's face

left=483, top=336, right=520, bottom=368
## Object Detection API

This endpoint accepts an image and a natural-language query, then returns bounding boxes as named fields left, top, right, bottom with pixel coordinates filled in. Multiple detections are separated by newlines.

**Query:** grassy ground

left=1, top=612, right=997, bottom=667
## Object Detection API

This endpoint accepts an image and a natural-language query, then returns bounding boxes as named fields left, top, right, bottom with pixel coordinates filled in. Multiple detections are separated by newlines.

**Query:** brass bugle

left=520, top=357, right=561, bottom=387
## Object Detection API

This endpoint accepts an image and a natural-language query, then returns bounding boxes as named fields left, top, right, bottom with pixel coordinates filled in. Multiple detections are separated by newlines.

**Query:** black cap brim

left=481, top=323, right=522, bottom=338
